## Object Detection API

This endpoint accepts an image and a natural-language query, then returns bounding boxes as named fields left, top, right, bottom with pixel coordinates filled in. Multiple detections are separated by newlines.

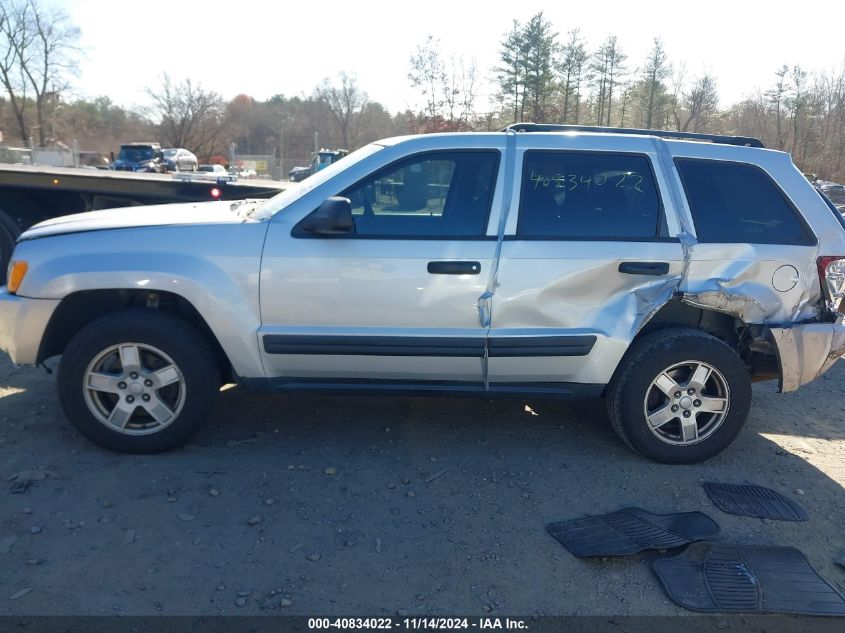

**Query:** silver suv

left=2, top=124, right=844, bottom=463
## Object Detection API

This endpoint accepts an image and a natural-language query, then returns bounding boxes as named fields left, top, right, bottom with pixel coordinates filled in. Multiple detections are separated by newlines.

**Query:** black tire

left=0, top=210, right=22, bottom=285
left=606, top=328, right=752, bottom=464
left=57, top=309, right=219, bottom=454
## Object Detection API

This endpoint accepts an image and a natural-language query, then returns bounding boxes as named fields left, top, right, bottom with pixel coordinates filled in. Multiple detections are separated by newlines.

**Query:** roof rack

left=501, top=123, right=765, bottom=148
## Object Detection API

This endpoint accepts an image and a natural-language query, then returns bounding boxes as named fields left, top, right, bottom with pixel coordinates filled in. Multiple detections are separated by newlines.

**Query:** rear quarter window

left=675, top=158, right=815, bottom=245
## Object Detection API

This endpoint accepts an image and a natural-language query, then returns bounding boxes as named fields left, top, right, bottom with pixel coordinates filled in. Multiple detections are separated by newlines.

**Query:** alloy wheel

left=82, top=343, right=186, bottom=435
left=643, top=360, right=730, bottom=445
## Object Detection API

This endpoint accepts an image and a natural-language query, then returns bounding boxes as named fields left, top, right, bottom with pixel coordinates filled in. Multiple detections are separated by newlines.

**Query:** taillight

left=817, top=256, right=845, bottom=313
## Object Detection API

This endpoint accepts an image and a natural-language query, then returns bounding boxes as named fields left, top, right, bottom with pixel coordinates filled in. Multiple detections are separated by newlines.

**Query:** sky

left=55, top=0, right=845, bottom=114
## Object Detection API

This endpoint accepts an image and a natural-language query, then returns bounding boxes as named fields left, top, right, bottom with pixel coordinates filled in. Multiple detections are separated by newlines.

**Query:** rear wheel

left=58, top=309, right=219, bottom=453
left=607, top=328, right=752, bottom=464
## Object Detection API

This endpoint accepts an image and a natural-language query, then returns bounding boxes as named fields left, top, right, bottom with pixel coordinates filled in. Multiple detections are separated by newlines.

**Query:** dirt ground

left=1, top=353, right=844, bottom=617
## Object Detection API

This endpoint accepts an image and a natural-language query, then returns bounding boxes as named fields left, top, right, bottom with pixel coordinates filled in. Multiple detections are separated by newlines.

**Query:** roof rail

left=501, top=123, right=765, bottom=148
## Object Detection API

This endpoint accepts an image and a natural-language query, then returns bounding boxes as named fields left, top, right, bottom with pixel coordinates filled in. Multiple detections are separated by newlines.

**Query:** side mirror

left=294, top=196, right=355, bottom=236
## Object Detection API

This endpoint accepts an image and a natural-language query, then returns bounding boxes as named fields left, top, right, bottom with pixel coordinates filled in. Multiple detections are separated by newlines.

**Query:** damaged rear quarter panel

left=679, top=243, right=821, bottom=324
left=677, top=243, right=845, bottom=394
left=662, top=144, right=845, bottom=392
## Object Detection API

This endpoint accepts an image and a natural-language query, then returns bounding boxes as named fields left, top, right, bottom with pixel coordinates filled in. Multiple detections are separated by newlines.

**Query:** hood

left=20, top=199, right=265, bottom=241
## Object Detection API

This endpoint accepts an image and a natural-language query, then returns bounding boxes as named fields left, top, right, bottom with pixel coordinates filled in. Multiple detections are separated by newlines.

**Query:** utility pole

left=279, top=113, right=285, bottom=180
left=314, top=131, right=319, bottom=153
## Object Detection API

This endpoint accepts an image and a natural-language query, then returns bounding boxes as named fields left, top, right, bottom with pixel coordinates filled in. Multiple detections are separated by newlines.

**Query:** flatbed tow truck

left=0, top=163, right=284, bottom=282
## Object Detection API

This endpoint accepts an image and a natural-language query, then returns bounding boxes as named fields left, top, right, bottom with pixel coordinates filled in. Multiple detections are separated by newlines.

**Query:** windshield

left=258, top=143, right=384, bottom=217
left=118, top=147, right=154, bottom=162
left=163, top=149, right=177, bottom=157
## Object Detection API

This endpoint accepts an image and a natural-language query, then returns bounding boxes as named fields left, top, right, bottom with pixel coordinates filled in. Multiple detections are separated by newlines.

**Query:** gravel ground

left=0, top=354, right=844, bottom=616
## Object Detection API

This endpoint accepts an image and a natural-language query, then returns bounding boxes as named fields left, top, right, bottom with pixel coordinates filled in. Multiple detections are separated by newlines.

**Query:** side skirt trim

left=262, top=334, right=597, bottom=358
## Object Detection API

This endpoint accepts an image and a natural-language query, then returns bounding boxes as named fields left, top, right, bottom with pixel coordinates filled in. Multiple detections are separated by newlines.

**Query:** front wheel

left=607, top=328, right=752, bottom=464
left=58, top=309, right=219, bottom=453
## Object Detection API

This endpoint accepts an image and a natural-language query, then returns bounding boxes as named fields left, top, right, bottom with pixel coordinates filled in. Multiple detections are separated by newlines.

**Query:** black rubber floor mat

left=654, top=542, right=845, bottom=615
left=546, top=507, right=718, bottom=557
left=703, top=482, right=807, bottom=521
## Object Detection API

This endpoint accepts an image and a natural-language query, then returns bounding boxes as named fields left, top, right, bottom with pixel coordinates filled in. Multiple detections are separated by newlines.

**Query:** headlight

left=7, top=261, right=28, bottom=294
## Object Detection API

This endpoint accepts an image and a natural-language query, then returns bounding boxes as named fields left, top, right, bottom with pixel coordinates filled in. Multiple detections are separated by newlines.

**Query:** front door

left=258, top=149, right=502, bottom=388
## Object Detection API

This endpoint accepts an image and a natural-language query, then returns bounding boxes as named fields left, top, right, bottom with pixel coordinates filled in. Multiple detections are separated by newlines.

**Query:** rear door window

left=517, top=151, right=665, bottom=239
left=675, top=158, right=815, bottom=245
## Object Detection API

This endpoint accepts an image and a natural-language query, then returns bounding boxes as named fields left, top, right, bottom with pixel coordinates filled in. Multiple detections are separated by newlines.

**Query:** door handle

left=618, top=261, right=670, bottom=276
left=427, top=261, right=482, bottom=275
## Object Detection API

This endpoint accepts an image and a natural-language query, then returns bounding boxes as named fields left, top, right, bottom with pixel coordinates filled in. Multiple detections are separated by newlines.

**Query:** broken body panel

left=488, top=133, right=845, bottom=392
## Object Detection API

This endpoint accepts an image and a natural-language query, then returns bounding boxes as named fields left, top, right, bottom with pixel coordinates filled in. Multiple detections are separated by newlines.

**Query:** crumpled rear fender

left=769, top=318, right=845, bottom=392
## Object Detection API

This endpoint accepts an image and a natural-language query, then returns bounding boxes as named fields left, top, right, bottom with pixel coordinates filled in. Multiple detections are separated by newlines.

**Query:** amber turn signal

left=7, top=261, right=28, bottom=294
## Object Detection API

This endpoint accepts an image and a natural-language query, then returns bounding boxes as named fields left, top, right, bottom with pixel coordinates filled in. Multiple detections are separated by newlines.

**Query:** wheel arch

left=38, top=289, right=234, bottom=383
left=625, top=298, right=778, bottom=383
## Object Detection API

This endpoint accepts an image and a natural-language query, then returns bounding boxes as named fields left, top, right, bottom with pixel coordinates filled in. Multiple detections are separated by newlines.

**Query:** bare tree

left=668, top=63, right=687, bottom=131
left=409, top=36, right=477, bottom=131
left=0, top=0, right=79, bottom=146
left=766, top=65, right=790, bottom=148
left=409, top=36, right=446, bottom=122
left=0, top=5, right=29, bottom=145
left=788, top=65, right=808, bottom=155
left=446, top=55, right=478, bottom=129
left=681, top=73, right=719, bottom=131
left=314, top=71, right=368, bottom=149
left=617, top=81, right=633, bottom=126
left=147, top=74, right=227, bottom=160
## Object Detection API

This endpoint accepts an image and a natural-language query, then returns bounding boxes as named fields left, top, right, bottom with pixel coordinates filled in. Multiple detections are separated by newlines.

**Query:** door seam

left=479, top=129, right=518, bottom=389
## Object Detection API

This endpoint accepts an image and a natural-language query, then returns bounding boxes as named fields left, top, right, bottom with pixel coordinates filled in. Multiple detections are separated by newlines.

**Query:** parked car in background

left=163, top=148, right=198, bottom=172
left=815, top=180, right=845, bottom=211
left=289, top=149, right=349, bottom=182
left=2, top=125, right=845, bottom=464
left=112, top=143, right=165, bottom=173
left=288, top=165, right=310, bottom=182
left=198, top=164, right=227, bottom=175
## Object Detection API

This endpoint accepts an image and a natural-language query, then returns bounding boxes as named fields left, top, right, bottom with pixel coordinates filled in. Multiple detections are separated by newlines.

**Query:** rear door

left=487, top=135, right=686, bottom=393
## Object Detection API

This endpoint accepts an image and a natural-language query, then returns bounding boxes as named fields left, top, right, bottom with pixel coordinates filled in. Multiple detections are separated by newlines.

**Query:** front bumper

left=0, top=288, right=60, bottom=366
left=770, top=317, right=845, bottom=392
